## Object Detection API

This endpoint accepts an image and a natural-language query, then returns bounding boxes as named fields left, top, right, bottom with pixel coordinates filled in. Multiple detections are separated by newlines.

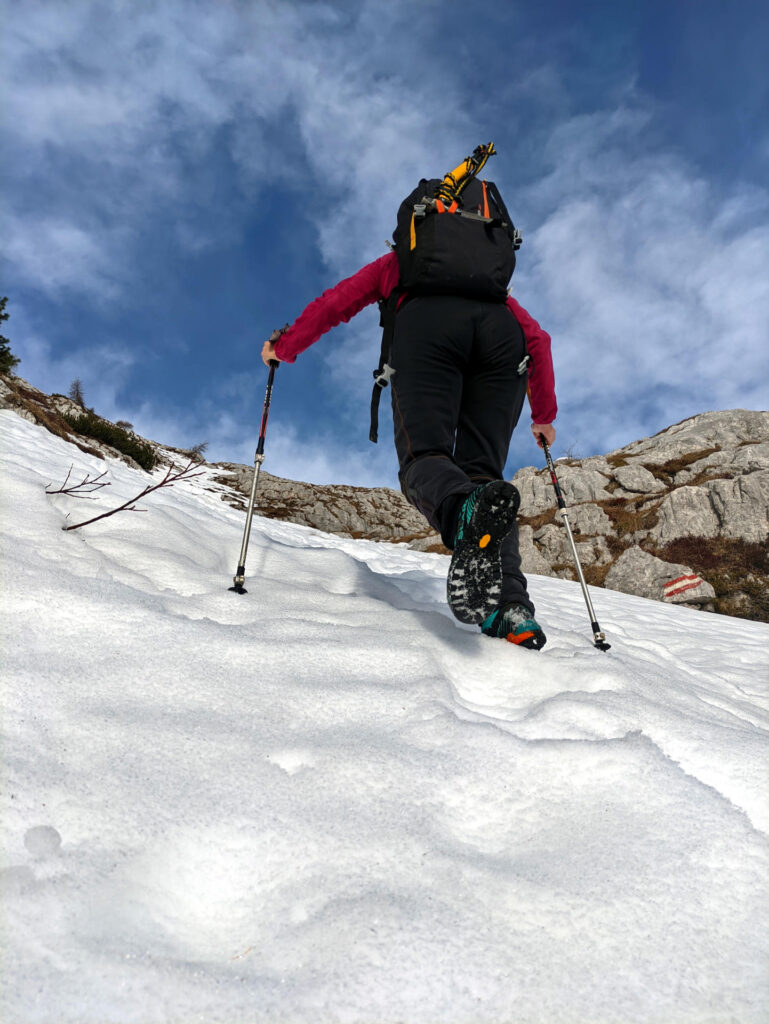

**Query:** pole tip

left=228, top=584, right=248, bottom=594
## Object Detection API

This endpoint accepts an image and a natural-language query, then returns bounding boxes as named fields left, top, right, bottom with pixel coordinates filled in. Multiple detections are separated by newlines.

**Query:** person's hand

left=261, top=340, right=279, bottom=367
left=261, top=323, right=290, bottom=367
left=531, top=423, right=555, bottom=448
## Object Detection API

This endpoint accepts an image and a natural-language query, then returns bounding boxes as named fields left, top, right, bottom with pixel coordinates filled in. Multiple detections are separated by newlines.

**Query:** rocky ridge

left=514, top=409, right=769, bottom=620
left=2, top=374, right=767, bottom=622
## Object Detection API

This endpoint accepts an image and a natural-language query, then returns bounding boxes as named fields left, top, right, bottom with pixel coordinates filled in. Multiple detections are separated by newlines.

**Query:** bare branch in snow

left=62, top=461, right=204, bottom=531
left=46, top=465, right=111, bottom=498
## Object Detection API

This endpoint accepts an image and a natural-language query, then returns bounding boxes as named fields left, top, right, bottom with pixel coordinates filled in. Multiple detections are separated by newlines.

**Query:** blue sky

left=3, top=0, right=768, bottom=487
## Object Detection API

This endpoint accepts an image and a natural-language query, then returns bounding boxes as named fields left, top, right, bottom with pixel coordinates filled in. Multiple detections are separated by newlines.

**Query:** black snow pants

left=390, top=294, right=534, bottom=614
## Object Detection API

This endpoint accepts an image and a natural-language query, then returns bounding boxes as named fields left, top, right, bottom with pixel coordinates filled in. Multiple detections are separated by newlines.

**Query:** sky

left=2, top=0, right=769, bottom=487
left=2, top=409, right=768, bottom=1021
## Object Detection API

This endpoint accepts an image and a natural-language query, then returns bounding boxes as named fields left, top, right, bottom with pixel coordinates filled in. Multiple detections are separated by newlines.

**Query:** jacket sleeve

left=274, top=253, right=401, bottom=363
left=506, top=296, right=558, bottom=424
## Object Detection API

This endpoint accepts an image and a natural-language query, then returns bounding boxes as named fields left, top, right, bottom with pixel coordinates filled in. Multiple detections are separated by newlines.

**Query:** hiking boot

left=481, top=603, right=547, bottom=650
left=446, top=480, right=520, bottom=624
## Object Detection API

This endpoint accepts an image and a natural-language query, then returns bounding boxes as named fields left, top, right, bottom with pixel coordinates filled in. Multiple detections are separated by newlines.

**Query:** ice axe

left=540, top=436, right=611, bottom=651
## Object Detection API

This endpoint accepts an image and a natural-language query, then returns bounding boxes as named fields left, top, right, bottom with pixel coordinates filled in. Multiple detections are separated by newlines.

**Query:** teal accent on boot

left=453, top=487, right=482, bottom=546
left=481, top=603, right=547, bottom=650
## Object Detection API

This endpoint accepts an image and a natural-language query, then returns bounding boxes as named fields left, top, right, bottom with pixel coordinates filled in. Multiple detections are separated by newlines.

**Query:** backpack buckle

left=517, top=354, right=530, bottom=376
left=373, top=363, right=396, bottom=388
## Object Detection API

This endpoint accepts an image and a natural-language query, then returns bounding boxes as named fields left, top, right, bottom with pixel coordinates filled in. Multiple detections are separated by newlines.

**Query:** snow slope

left=2, top=410, right=768, bottom=1024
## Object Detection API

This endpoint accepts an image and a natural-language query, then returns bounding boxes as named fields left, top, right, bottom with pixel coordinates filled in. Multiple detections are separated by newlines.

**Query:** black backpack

left=392, top=174, right=521, bottom=302
left=369, top=146, right=524, bottom=442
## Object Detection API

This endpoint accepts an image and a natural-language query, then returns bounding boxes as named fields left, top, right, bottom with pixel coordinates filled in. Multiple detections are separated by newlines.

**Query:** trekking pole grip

left=540, top=436, right=566, bottom=510
left=256, top=360, right=278, bottom=456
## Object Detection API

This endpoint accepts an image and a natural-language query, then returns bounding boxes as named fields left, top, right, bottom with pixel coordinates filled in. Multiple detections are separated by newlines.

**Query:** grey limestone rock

left=565, top=502, right=615, bottom=536
left=604, top=546, right=716, bottom=608
left=654, top=486, right=721, bottom=544
left=612, top=464, right=667, bottom=494
left=217, top=464, right=432, bottom=543
left=709, top=472, right=769, bottom=543
left=518, top=525, right=553, bottom=575
left=533, top=522, right=612, bottom=569
left=655, top=472, right=769, bottom=545
left=615, top=410, right=769, bottom=466
left=512, top=466, right=554, bottom=516
left=513, top=464, right=613, bottom=516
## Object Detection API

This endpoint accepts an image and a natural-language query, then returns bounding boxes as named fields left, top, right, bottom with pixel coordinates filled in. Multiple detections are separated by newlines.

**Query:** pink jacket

left=274, top=251, right=557, bottom=424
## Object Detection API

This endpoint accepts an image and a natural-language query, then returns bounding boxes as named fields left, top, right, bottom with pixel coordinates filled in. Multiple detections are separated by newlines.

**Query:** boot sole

left=446, top=481, right=521, bottom=624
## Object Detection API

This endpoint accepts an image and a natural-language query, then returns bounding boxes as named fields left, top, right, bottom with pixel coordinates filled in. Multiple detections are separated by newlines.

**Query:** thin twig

left=46, top=465, right=111, bottom=498
left=63, top=461, right=203, bottom=531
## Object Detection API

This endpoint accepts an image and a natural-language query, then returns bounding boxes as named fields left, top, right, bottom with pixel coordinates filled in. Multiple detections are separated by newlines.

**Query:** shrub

left=61, top=411, right=156, bottom=471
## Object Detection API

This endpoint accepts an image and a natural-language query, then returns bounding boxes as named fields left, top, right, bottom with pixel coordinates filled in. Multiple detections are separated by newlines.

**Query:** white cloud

left=2, top=0, right=467, bottom=301
left=512, top=108, right=769, bottom=452
left=1, top=213, right=125, bottom=301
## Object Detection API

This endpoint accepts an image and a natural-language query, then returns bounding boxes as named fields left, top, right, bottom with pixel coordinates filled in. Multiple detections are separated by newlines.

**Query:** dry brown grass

left=600, top=497, right=661, bottom=537
left=582, top=561, right=614, bottom=587
left=5, top=380, right=73, bottom=442
left=518, top=507, right=558, bottom=531
left=642, top=447, right=720, bottom=485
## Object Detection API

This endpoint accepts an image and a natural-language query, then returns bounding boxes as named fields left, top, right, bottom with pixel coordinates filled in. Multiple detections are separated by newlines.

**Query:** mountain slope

left=2, top=410, right=768, bottom=1023
left=3, top=374, right=767, bottom=621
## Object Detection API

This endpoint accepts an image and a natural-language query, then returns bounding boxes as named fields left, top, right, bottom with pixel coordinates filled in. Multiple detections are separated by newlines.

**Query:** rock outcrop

left=214, top=462, right=439, bottom=549
left=513, top=410, right=769, bottom=621
left=604, top=547, right=716, bottom=610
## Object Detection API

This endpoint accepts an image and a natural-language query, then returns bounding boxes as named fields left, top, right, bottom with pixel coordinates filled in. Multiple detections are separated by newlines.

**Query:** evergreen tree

left=68, top=378, right=86, bottom=406
left=0, top=296, right=21, bottom=375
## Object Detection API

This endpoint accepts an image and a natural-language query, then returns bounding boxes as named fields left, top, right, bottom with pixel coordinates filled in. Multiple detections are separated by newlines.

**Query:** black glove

left=268, top=323, right=291, bottom=344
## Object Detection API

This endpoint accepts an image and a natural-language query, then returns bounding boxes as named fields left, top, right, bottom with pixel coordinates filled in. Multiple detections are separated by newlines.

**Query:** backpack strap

left=484, top=180, right=523, bottom=250
left=369, top=288, right=403, bottom=443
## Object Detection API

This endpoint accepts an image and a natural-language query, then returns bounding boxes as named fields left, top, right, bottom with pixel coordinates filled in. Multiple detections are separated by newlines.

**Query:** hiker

left=261, top=146, right=557, bottom=649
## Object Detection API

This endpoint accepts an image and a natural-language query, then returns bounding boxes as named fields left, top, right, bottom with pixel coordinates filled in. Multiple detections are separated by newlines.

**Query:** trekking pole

left=540, top=436, right=611, bottom=651
left=229, top=359, right=279, bottom=594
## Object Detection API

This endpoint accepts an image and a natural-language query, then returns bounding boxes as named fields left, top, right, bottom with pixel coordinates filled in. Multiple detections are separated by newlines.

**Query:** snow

left=2, top=408, right=768, bottom=1024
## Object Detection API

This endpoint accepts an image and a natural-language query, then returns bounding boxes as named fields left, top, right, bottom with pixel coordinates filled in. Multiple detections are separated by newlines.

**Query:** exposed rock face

left=612, top=464, right=667, bottom=495
left=214, top=463, right=440, bottom=548
left=513, top=409, right=769, bottom=621
left=3, top=373, right=767, bottom=622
